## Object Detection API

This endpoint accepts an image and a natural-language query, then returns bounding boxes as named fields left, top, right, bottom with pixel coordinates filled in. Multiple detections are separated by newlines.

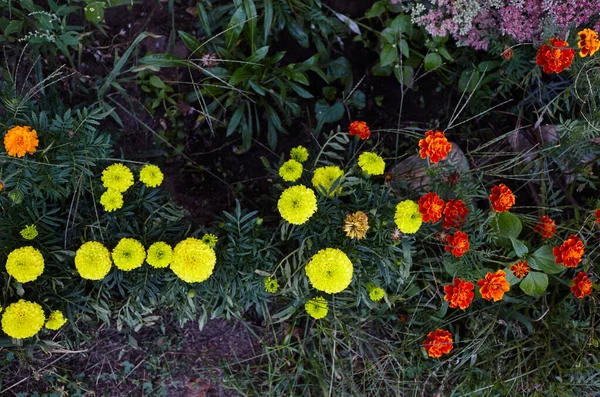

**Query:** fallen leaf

left=185, top=378, right=211, bottom=397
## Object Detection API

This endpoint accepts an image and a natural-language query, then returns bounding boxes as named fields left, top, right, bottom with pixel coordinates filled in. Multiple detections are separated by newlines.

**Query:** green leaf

left=399, top=39, right=410, bottom=58
left=530, top=245, right=564, bottom=274
left=322, top=86, right=337, bottom=101
left=4, top=20, right=23, bottom=35
left=263, top=0, right=273, bottom=45
left=520, top=272, right=548, bottom=296
left=495, top=212, right=522, bottom=239
left=247, top=46, right=269, bottom=63
left=84, top=2, right=105, bottom=23
left=458, top=69, right=480, bottom=92
left=178, top=31, right=201, bottom=54
left=196, top=3, right=212, bottom=36
left=509, top=237, right=528, bottom=258
left=365, top=1, right=386, bottom=18
left=438, top=47, right=454, bottom=61
left=423, top=53, right=442, bottom=71
left=348, top=90, right=366, bottom=109
left=139, top=53, right=190, bottom=68
left=227, top=106, right=245, bottom=137
left=226, top=7, right=246, bottom=49
left=314, top=100, right=344, bottom=134
left=148, top=75, right=166, bottom=89
left=390, top=14, right=411, bottom=35
left=287, top=19, right=309, bottom=48
left=243, top=0, right=257, bottom=52
left=380, top=44, right=397, bottom=67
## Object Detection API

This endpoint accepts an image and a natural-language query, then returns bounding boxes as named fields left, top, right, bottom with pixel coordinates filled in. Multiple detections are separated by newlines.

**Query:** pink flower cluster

left=412, top=0, right=600, bottom=51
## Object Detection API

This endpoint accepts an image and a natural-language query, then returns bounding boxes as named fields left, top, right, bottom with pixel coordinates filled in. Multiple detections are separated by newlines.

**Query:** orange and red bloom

left=419, top=130, right=452, bottom=163
left=536, top=38, right=575, bottom=74
left=478, top=270, right=510, bottom=302
left=349, top=121, right=370, bottom=140
left=571, top=272, right=592, bottom=299
left=4, top=125, right=39, bottom=158
left=534, top=215, right=556, bottom=239
left=423, top=329, right=453, bottom=358
left=594, top=208, right=600, bottom=225
left=418, top=192, right=445, bottom=223
left=510, top=261, right=530, bottom=279
left=444, top=278, right=474, bottom=310
left=445, top=230, right=469, bottom=257
left=442, top=199, right=469, bottom=229
left=553, top=234, right=585, bottom=268
left=578, top=28, right=600, bottom=58
left=489, top=184, right=515, bottom=213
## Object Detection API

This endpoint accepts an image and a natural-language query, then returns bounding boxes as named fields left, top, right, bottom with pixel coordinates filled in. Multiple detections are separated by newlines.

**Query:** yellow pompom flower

left=201, top=233, right=218, bottom=248
left=366, top=282, right=385, bottom=302
left=279, top=159, right=303, bottom=182
left=290, top=146, right=309, bottom=163
left=312, top=166, right=344, bottom=196
left=4, top=125, right=39, bottom=158
left=100, top=189, right=123, bottom=212
left=75, top=241, right=113, bottom=280
left=171, top=238, right=216, bottom=283
left=139, top=164, right=164, bottom=188
left=112, top=238, right=146, bottom=271
left=277, top=185, right=318, bottom=225
left=305, top=296, right=328, bottom=319
left=45, top=310, right=67, bottom=330
left=1, top=300, right=45, bottom=339
left=146, top=241, right=172, bottom=268
left=394, top=200, right=422, bottom=234
left=305, top=248, right=353, bottom=294
left=6, top=246, right=45, bottom=283
left=20, top=224, right=38, bottom=240
left=358, top=152, right=385, bottom=176
left=264, top=277, right=279, bottom=293
left=101, top=163, right=134, bottom=192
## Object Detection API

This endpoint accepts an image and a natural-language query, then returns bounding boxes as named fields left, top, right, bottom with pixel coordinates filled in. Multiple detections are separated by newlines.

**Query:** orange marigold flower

left=535, top=38, right=575, bottom=74
left=595, top=209, right=600, bottom=225
left=553, top=234, right=584, bottom=268
left=533, top=215, right=556, bottom=239
left=445, top=230, right=469, bottom=258
left=418, top=192, right=445, bottom=223
left=478, top=270, right=510, bottom=302
left=444, top=278, right=475, bottom=310
left=442, top=199, right=469, bottom=229
left=578, top=28, right=600, bottom=58
left=4, top=125, right=39, bottom=158
left=489, top=183, right=515, bottom=213
left=510, top=261, right=530, bottom=279
left=423, top=329, right=453, bottom=358
left=418, top=130, right=452, bottom=164
left=571, top=272, right=592, bottom=299
left=349, top=121, right=370, bottom=140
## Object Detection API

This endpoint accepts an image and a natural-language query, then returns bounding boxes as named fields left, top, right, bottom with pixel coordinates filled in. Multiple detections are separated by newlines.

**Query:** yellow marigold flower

left=290, top=146, right=309, bottom=163
left=6, top=246, right=44, bottom=283
left=343, top=211, right=369, bottom=240
left=394, top=200, right=423, bottom=234
left=312, top=166, right=344, bottom=196
left=578, top=28, right=600, bottom=57
left=171, top=238, right=216, bottom=283
left=112, top=238, right=146, bottom=271
left=100, top=189, right=123, bottom=212
left=279, top=159, right=303, bottom=182
left=1, top=300, right=45, bottom=339
left=305, top=248, right=353, bottom=294
left=45, top=310, right=67, bottom=330
left=101, top=163, right=134, bottom=193
left=146, top=241, right=172, bottom=268
left=264, top=276, right=279, bottom=293
left=201, top=233, right=218, bottom=248
left=277, top=185, right=317, bottom=225
left=139, top=164, right=164, bottom=188
left=366, top=282, right=385, bottom=302
left=358, top=152, right=385, bottom=176
left=19, top=224, right=38, bottom=240
left=75, top=241, right=113, bottom=280
left=4, top=125, right=39, bottom=158
left=305, top=296, right=328, bottom=319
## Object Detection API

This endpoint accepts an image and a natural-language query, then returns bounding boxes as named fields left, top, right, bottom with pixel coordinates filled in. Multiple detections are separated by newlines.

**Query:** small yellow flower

left=20, top=224, right=38, bottom=240
left=305, top=296, right=328, bottom=319
left=290, top=146, right=309, bottom=163
left=171, top=238, right=216, bottom=283
left=394, top=200, right=422, bottom=234
left=4, top=126, right=39, bottom=158
left=6, top=246, right=44, bottom=283
left=101, top=163, right=134, bottom=192
left=75, top=241, right=113, bottom=280
left=358, top=152, right=385, bottom=176
left=100, top=189, right=123, bottom=212
left=201, top=233, right=218, bottom=248
left=112, top=238, right=146, bottom=271
left=277, top=185, right=318, bottom=225
left=139, top=164, right=164, bottom=188
left=146, top=242, right=172, bottom=268
left=1, top=300, right=45, bottom=339
left=279, top=159, right=303, bottom=182
left=264, top=277, right=279, bottom=293
left=366, top=282, right=385, bottom=302
left=45, top=310, right=67, bottom=330
left=312, top=166, right=344, bottom=196
left=343, top=211, right=369, bottom=240
left=305, top=248, right=353, bottom=294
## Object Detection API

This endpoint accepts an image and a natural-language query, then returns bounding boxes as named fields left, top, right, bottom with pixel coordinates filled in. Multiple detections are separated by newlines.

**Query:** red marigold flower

left=553, top=234, right=585, bottom=268
left=536, top=38, right=575, bottom=74
left=423, top=329, right=453, bottom=358
left=578, top=28, right=600, bottom=58
left=419, top=130, right=452, bottom=164
left=445, top=230, right=469, bottom=258
left=510, top=261, right=530, bottom=279
left=533, top=215, right=556, bottom=239
left=349, top=121, right=370, bottom=140
left=477, top=270, right=510, bottom=302
left=444, top=278, right=475, bottom=310
left=571, top=272, right=592, bottom=299
left=489, top=183, right=515, bottom=213
left=595, top=209, right=600, bottom=225
left=442, top=199, right=469, bottom=229
left=418, top=192, right=445, bottom=223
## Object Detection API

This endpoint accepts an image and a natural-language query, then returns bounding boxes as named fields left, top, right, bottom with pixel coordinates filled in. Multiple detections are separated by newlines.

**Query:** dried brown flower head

left=343, top=211, right=369, bottom=240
